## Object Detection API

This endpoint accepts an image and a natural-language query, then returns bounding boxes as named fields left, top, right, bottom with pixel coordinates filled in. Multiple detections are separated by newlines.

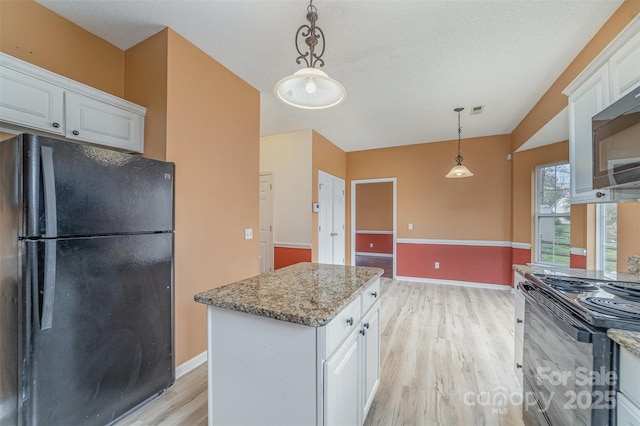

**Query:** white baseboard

left=176, top=350, right=207, bottom=378
left=394, top=275, right=511, bottom=290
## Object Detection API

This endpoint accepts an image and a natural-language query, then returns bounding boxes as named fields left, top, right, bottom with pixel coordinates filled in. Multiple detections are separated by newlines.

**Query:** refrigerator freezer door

left=20, top=133, right=174, bottom=239
left=21, top=233, right=174, bottom=425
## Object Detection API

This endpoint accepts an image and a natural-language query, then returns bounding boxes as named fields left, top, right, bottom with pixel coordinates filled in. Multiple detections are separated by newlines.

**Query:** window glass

left=536, top=163, right=571, bottom=265
left=597, top=203, right=617, bottom=272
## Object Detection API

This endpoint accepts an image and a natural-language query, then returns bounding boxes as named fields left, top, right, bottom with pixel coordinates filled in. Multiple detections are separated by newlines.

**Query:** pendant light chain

left=456, top=108, right=463, bottom=166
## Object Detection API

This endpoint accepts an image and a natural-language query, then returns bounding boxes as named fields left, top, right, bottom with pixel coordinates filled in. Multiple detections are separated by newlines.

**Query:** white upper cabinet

left=0, top=67, right=65, bottom=136
left=65, top=92, right=144, bottom=153
left=609, top=29, right=640, bottom=101
left=567, top=66, right=611, bottom=203
left=564, top=15, right=640, bottom=204
left=0, top=53, right=145, bottom=153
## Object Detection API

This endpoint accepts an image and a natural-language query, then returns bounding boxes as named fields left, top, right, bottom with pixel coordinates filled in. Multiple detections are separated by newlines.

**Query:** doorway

left=351, top=178, right=396, bottom=278
left=318, top=171, right=345, bottom=265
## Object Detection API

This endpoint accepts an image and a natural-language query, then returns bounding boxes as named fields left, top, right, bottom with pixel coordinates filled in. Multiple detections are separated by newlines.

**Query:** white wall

left=260, top=130, right=312, bottom=247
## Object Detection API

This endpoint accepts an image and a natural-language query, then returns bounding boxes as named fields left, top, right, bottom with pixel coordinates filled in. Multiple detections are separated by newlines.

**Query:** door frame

left=350, top=178, right=397, bottom=279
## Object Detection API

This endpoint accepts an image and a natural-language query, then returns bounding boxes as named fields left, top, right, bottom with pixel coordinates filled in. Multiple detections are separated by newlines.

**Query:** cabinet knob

left=52, top=122, right=60, bottom=128
left=359, top=329, right=366, bottom=336
left=72, top=130, right=80, bottom=136
left=346, top=317, right=354, bottom=326
left=363, top=322, right=370, bottom=329
left=516, top=363, right=523, bottom=369
left=371, top=291, right=378, bottom=298
left=596, top=191, right=606, bottom=198
left=516, top=319, right=523, bottom=324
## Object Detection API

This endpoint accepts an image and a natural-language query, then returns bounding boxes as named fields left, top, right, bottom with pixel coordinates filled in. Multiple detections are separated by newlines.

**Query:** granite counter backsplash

left=629, top=255, right=640, bottom=275
left=194, top=262, right=383, bottom=327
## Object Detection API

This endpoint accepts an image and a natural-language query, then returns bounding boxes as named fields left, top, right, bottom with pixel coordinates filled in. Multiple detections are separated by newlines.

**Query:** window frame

left=535, top=162, right=571, bottom=266
left=596, top=203, right=617, bottom=272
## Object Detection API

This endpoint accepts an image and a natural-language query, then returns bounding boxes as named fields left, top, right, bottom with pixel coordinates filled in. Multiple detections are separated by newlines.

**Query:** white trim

left=176, top=350, right=207, bottom=379
left=563, top=13, right=640, bottom=96
left=355, top=230, right=394, bottom=235
left=351, top=178, right=397, bottom=279
left=0, top=52, right=146, bottom=115
left=511, top=242, right=532, bottom=250
left=396, top=238, right=511, bottom=247
left=274, top=242, right=312, bottom=249
left=570, top=247, right=587, bottom=256
left=355, top=252, right=393, bottom=258
left=395, top=276, right=511, bottom=290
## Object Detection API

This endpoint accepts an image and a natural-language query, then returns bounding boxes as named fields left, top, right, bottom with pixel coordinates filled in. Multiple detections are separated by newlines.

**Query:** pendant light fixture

left=445, top=107, right=474, bottom=178
left=274, top=0, right=346, bottom=109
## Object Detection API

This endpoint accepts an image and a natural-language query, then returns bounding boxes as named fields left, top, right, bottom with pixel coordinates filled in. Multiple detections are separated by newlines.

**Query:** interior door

left=259, top=173, right=274, bottom=273
left=318, top=171, right=345, bottom=265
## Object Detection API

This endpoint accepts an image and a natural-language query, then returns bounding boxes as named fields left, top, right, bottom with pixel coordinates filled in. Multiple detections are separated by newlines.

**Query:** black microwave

left=592, top=85, right=640, bottom=189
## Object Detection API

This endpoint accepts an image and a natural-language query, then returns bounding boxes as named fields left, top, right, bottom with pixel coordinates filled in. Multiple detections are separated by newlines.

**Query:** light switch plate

left=244, top=228, right=253, bottom=240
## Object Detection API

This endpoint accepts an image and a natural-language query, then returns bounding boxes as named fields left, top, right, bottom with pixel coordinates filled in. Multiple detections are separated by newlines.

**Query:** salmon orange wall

left=311, top=131, right=347, bottom=263
left=164, top=29, right=260, bottom=364
left=355, top=182, right=393, bottom=231
left=348, top=135, right=511, bottom=241
left=617, top=204, right=640, bottom=272
left=0, top=0, right=124, bottom=97
left=124, top=30, right=169, bottom=162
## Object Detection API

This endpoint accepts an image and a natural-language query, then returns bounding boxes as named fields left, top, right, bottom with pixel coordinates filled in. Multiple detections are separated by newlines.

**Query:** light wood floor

left=115, top=278, right=524, bottom=426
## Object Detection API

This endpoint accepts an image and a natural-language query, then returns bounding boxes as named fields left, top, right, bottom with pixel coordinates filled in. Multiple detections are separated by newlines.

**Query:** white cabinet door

left=568, top=65, right=612, bottom=203
left=0, top=66, right=64, bottom=135
left=609, top=30, right=640, bottom=101
left=361, top=304, right=380, bottom=420
left=324, top=332, right=360, bottom=426
left=65, top=92, right=144, bottom=153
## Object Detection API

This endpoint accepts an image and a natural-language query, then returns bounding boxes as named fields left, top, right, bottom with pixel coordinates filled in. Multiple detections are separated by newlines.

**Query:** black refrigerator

left=0, top=133, right=175, bottom=425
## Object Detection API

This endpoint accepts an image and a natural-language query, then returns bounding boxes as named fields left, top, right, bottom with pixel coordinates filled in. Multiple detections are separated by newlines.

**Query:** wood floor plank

left=115, top=278, right=523, bottom=426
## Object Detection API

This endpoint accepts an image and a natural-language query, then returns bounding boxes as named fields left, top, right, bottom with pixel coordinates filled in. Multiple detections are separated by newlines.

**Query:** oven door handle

left=519, top=283, right=593, bottom=344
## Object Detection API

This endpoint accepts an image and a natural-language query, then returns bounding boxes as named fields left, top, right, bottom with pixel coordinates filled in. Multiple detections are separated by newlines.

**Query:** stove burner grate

left=579, top=297, right=640, bottom=319
left=541, top=276, right=599, bottom=292
left=602, top=282, right=640, bottom=300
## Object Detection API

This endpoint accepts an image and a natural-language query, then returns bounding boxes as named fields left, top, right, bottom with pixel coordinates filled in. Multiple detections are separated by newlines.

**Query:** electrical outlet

left=244, top=228, right=253, bottom=240
left=369, top=243, right=374, bottom=248
left=435, top=262, right=440, bottom=269
left=408, top=223, right=413, bottom=230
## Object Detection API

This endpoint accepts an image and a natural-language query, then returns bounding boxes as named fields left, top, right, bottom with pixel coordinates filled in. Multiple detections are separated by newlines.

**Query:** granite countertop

left=608, top=329, right=640, bottom=358
left=513, top=263, right=640, bottom=354
left=194, top=262, right=384, bottom=327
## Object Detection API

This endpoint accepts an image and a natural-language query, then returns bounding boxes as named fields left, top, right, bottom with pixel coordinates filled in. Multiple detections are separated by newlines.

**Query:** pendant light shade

left=275, top=67, right=346, bottom=109
left=446, top=107, right=474, bottom=178
left=274, top=0, right=346, bottom=109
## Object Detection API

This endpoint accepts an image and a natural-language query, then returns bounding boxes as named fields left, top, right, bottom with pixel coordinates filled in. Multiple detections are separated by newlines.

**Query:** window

left=596, top=203, right=617, bottom=272
left=536, top=163, right=571, bottom=265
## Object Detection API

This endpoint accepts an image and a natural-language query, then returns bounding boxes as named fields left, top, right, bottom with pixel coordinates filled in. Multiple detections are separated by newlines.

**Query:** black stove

left=526, top=273, right=640, bottom=331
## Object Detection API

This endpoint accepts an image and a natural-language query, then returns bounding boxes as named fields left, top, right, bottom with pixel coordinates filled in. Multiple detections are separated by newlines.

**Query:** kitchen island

left=194, top=262, right=383, bottom=426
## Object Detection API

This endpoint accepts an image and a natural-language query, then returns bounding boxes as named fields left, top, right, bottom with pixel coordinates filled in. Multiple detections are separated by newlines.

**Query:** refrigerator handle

left=41, top=240, right=56, bottom=330
left=40, top=146, right=57, bottom=238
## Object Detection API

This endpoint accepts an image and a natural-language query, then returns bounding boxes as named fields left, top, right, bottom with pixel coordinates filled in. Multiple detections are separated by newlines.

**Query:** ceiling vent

left=470, top=105, right=484, bottom=115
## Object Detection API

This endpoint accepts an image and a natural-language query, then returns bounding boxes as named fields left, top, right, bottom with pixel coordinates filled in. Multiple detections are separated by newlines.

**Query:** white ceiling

left=36, top=0, right=623, bottom=152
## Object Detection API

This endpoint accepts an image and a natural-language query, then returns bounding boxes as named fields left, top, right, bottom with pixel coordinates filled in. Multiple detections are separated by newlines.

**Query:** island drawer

left=324, top=295, right=362, bottom=358
left=361, top=277, right=380, bottom=315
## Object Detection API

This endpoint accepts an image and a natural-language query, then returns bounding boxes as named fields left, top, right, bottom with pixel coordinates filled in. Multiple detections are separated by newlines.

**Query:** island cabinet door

left=324, top=331, right=360, bottom=426
left=361, top=303, right=380, bottom=420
